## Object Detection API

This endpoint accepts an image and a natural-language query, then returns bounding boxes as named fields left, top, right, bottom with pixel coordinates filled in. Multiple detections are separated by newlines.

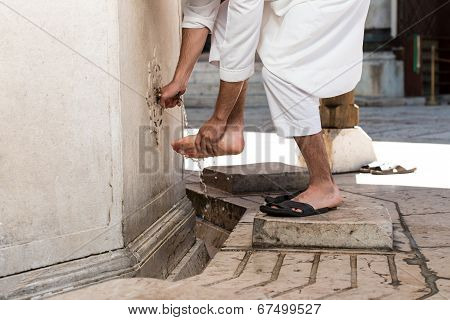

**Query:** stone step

left=252, top=192, right=393, bottom=250
left=201, top=163, right=309, bottom=194
left=167, top=239, right=210, bottom=281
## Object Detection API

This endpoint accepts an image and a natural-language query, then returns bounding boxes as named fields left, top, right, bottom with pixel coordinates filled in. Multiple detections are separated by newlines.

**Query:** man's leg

left=262, top=67, right=342, bottom=210
left=172, top=81, right=247, bottom=158
left=289, top=133, right=342, bottom=210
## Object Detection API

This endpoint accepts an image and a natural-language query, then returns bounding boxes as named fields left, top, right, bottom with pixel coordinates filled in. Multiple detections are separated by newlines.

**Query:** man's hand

left=160, top=28, right=209, bottom=108
left=195, top=116, right=227, bottom=156
left=160, top=80, right=186, bottom=108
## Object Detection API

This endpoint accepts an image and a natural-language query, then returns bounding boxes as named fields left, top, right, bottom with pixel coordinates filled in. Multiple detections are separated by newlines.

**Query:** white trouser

left=209, top=1, right=321, bottom=138
left=261, top=67, right=321, bottom=137
left=208, top=0, right=369, bottom=138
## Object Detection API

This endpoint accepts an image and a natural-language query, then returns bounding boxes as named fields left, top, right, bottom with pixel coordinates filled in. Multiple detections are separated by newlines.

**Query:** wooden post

left=428, top=44, right=438, bottom=106
left=319, top=90, right=359, bottom=128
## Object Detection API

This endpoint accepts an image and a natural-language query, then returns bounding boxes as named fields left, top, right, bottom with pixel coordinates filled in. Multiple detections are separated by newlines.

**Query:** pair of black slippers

left=259, top=190, right=336, bottom=218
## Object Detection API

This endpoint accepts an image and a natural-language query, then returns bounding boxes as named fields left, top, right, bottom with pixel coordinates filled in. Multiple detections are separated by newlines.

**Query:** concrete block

left=298, top=127, right=377, bottom=173
left=253, top=192, right=393, bottom=250
left=202, top=163, right=309, bottom=194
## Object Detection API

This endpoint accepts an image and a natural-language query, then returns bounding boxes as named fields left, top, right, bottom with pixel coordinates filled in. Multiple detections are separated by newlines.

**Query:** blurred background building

left=184, top=0, right=450, bottom=109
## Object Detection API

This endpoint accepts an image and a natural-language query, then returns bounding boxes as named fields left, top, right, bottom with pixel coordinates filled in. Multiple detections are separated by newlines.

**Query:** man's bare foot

left=272, top=183, right=343, bottom=212
left=172, top=126, right=245, bottom=158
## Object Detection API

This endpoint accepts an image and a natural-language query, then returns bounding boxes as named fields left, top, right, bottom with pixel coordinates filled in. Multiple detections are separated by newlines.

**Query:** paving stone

left=239, top=208, right=259, bottom=223
left=430, top=280, right=450, bottom=300
left=253, top=192, right=393, bottom=250
left=367, top=189, right=450, bottom=217
left=388, top=253, right=431, bottom=299
left=222, top=222, right=253, bottom=250
left=209, top=252, right=280, bottom=292
left=189, top=251, right=247, bottom=286
left=314, top=254, right=427, bottom=300
left=421, top=247, right=450, bottom=279
left=404, top=213, right=450, bottom=247
left=52, top=278, right=243, bottom=300
left=275, top=254, right=351, bottom=299
left=326, top=254, right=394, bottom=299
left=241, top=253, right=315, bottom=298
left=201, top=163, right=309, bottom=194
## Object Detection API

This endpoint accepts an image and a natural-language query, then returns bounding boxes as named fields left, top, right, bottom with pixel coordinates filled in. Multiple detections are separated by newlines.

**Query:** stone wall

left=0, top=0, right=192, bottom=295
left=117, top=0, right=185, bottom=245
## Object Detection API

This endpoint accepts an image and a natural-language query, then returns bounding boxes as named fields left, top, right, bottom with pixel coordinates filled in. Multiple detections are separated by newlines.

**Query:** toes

left=171, top=139, right=184, bottom=151
left=172, top=136, right=196, bottom=153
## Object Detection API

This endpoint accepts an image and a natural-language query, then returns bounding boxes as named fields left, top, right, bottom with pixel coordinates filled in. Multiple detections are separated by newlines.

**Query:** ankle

left=226, top=123, right=244, bottom=133
left=307, top=181, right=339, bottom=194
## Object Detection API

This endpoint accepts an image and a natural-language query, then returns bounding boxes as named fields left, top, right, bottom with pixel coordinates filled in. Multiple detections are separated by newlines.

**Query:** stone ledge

left=252, top=193, right=393, bottom=250
left=0, top=197, right=196, bottom=299
left=202, top=163, right=309, bottom=194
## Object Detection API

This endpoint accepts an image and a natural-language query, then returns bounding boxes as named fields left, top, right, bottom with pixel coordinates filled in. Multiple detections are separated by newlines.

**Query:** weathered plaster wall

left=0, top=0, right=123, bottom=277
left=118, top=0, right=185, bottom=245
left=0, top=0, right=185, bottom=278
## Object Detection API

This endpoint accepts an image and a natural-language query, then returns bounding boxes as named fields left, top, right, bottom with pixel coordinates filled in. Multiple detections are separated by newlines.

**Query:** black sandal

left=264, top=189, right=305, bottom=205
left=260, top=200, right=336, bottom=218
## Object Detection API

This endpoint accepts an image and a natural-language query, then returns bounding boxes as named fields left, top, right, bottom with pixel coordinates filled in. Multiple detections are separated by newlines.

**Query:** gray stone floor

left=58, top=176, right=450, bottom=299
left=182, top=174, right=450, bottom=300
left=185, top=104, right=450, bottom=144
left=57, top=103, right=450, bottom=300
left=179, top=100, right=450, bottom=300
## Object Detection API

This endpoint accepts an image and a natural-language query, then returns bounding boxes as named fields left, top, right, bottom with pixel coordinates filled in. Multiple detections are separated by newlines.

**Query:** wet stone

left=201, top=163, right=309, bottom=194
left=252, top=192, right=393, bottom=250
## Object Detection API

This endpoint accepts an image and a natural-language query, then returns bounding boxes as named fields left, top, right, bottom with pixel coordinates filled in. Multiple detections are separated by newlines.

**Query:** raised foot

left=172, top=128, right=245, bottom=158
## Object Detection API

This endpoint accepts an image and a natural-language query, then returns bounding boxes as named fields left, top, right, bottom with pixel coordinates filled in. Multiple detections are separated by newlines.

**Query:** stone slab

left=202, top=163, right=309, bottom=194
left=51, top=278, right=251, bottom=300
left=252, top=192, right=393, bottom=250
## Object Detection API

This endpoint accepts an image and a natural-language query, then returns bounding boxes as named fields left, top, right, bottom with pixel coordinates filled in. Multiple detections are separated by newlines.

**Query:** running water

left=180, top=103, right=209, bottom=197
